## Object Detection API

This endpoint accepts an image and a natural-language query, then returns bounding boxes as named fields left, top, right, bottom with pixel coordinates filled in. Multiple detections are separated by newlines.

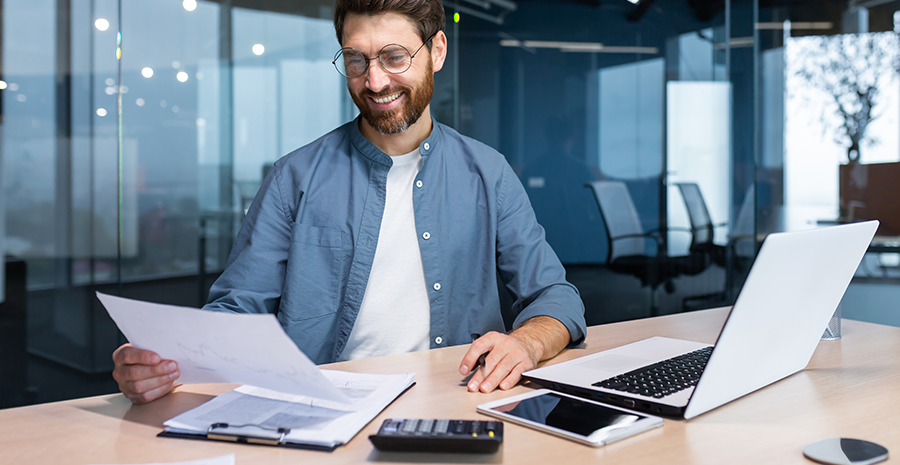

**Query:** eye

left=345, top=54, right=365, bottom=67
left=381, top=48, right=409, bottom=67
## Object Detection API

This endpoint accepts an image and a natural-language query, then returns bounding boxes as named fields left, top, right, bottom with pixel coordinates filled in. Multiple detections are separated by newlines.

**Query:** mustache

left=360, top=86, right=410, bottom=99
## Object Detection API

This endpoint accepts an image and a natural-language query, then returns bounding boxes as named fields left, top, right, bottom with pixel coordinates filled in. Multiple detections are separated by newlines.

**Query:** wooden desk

left=4, top=308, right=900, bottom=464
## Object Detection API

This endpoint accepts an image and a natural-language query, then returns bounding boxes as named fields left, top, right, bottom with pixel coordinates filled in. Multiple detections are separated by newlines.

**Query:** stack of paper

left=96, top=292, right=416, bottom=450
left=163, top=370, right=415, bottom=449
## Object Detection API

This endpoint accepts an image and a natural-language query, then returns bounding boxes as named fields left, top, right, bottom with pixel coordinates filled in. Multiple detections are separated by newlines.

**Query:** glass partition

left=2, top=0, right=899, bottom=408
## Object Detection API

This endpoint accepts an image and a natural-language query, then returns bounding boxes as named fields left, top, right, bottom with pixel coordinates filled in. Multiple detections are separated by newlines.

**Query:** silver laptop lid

left=684, top=220, right=878, bottom=419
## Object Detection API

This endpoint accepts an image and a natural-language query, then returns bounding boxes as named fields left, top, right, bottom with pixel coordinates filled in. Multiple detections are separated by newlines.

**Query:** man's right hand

left=112, top=343, right=180, bottom=404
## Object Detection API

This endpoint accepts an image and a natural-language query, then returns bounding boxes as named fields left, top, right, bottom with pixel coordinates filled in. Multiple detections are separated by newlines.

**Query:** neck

left=358, top=105, right=433, bottom=156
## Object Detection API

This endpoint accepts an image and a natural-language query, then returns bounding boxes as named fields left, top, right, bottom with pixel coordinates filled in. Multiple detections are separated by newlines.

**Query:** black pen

left=475, top=352, right=488, bottom=374
left=470, top=333, right=489, bottom=374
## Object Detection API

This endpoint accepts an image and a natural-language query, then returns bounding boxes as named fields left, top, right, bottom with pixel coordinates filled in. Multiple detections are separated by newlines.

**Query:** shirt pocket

left=280, top=223, right=344, bottom=321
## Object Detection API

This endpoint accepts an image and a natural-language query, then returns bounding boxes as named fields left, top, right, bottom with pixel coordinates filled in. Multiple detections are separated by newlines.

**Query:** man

left=112, top=0, right=586, bottom=405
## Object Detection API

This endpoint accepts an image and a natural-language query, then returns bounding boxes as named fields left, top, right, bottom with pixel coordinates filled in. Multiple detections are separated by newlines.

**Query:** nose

left=365, top=60, right=391, bottom=93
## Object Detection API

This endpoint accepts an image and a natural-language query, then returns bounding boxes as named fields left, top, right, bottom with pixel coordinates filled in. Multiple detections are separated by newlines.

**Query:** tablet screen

left=485, top=392, right=643, bottom=437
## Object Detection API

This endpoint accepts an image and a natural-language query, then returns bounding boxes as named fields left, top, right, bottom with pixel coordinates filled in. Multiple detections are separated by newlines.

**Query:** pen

left=476, top=353, right=488, bottom=373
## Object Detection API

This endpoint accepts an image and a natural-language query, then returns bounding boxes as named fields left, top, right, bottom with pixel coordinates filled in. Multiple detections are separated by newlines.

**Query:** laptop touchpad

left=578, top=354, right=652, bottom=373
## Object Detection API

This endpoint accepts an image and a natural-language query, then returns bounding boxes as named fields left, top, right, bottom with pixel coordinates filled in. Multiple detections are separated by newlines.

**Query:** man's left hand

left=458, top=316, right=568, bottom=393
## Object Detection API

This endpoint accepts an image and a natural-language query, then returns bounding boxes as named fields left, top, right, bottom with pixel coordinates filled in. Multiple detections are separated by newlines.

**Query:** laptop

left=523, top=220, right=878, bottom=419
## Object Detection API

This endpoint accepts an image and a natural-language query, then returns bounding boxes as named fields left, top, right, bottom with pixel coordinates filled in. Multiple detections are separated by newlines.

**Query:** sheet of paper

left=163, top=371, right=416, bottom=448
left=97, top=292, right=350, bottom=403
left=87, top=453, right=235, bottom=465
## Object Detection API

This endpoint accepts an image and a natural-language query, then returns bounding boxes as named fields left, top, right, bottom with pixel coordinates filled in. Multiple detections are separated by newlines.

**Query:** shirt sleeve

left=203, top=162, right=292, bottom=315
left=494, top=163, right=587, bottom=346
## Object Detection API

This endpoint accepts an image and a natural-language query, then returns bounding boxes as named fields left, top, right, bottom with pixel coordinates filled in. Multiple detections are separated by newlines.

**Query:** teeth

left=373, top=93, right=400, bottom=104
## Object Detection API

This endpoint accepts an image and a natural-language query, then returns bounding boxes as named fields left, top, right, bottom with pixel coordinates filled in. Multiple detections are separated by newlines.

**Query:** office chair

left=675, top=182, right=757, bottom=309
left=586, top=181, right=705, bottom=316
left=674, top=182, right=727, bottom=268
left=723, top=184, right=757, bottom=302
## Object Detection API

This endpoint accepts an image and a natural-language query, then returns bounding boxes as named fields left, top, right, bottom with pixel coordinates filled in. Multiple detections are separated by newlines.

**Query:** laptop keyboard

left=592, top=346, right=714, bottom=399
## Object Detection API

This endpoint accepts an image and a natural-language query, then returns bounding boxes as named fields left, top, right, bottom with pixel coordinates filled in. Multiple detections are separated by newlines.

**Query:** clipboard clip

left=206, top=422, right=292, bottom=446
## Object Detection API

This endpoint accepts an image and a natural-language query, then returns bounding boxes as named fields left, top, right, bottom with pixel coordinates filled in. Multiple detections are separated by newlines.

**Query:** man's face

left=341, top=13, right=435, bottom=135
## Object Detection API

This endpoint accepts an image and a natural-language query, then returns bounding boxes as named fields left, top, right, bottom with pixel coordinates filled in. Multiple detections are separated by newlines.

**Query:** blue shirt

left=205, top=118, right=586, bottom=364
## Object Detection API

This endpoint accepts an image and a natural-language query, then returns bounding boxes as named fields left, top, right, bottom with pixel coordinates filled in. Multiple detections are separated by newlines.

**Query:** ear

left=430, top=30, right=448, bottom=73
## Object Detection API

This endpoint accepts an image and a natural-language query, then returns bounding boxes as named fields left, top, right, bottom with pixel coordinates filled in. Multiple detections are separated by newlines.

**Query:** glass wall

left=2, top=0, right=898, bottom=408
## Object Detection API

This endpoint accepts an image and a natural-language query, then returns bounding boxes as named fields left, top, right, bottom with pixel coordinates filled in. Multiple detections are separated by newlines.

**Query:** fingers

left=124, top=380, right=177, bottom=405
left=458, top=332, right=502, bottom=376
left=112, top=343, right=179, bottom=404
left=467, top=365, right=487, bottom=392
left=476, top=353, right=529, bottom=393
left=113, top=343, right=161, bottom=366
left=114, top=362, right=180, bottom=404
left=461, top=333, right=536, bottom=393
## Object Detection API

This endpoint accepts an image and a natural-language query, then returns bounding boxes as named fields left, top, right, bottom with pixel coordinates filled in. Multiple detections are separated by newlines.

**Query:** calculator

left=369, top=418, right=503, bottom=453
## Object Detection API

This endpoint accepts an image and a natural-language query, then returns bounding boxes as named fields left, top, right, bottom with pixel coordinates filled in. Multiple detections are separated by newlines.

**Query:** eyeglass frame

left=332, top=32, right=437, bottom=79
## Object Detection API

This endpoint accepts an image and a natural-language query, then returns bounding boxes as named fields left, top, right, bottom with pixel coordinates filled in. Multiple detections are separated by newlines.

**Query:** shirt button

left=433, top=282, right=441, bottom=291
left=423, top=142, right=430, bottom=151
left=435, top=336, right=443, bottom=345
left=416, top=180, right=423, bottom=188
left=422, top=232, right=430, bottom=240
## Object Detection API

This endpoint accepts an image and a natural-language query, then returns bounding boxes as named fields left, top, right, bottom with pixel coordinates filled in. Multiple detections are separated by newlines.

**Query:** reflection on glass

left=499, top=393, right=640, bottom=438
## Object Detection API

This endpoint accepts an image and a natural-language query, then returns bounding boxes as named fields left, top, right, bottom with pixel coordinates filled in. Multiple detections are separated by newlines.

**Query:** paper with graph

left=97, top=292, right=351, bottom=404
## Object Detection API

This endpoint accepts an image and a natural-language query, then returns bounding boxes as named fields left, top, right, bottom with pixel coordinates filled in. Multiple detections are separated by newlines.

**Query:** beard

left=351, top=62, right=434, bottom=135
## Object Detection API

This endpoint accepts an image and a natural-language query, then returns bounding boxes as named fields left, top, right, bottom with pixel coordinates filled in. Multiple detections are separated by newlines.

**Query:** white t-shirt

left=339, top=148, right=431, bottom=361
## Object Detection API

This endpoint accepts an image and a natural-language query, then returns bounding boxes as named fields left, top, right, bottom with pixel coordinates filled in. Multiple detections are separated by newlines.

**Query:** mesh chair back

left=588, top=181, right=646, bottom=261
left=676, top=183, right=714, bottom=248
left=730, top=184, right=756, bottom=258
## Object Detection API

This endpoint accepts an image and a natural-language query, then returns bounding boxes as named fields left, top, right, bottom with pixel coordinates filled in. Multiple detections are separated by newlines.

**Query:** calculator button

left=452, top=421, right=466, bottom=434
left=401, top=419, right=419, bottom=433
left=417, top=419, right=434, bottom=433
left=434, top=419, right=449, bottom=434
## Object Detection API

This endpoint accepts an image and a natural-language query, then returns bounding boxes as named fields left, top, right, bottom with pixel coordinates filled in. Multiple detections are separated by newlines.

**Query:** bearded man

left=111, top=0, right=586, bottom=404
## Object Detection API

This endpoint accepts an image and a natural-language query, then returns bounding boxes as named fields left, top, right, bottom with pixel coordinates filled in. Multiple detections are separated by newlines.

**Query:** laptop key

left=592, top=346, right=713, bottom=398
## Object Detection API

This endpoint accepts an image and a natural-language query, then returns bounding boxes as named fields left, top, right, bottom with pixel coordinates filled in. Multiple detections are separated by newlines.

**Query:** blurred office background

left=1, top=0, right=899, bottom=408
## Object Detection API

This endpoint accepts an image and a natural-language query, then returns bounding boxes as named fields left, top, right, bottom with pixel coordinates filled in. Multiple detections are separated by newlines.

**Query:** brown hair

left=334, top=0, right=445, bottom=48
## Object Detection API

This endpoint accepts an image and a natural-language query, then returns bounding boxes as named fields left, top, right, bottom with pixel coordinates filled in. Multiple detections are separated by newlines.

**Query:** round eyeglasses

left=333, top=33, right=436, bottom=78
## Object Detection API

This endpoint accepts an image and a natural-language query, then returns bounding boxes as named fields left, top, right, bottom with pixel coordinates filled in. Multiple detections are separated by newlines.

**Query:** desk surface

left=4, top=308, right=900, bottom=465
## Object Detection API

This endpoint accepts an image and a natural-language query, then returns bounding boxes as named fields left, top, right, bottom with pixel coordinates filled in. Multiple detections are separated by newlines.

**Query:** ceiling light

left=96, top=108, right=108, bottom=117
left=141, top=67, right=154, bottom=78
left=183, top=0, right=197, bottom=12
left=176, top=71, right=189, bottom=82
left=95, top=18, right=110, bottom=31
left=252, top=44, right=265, bottom=56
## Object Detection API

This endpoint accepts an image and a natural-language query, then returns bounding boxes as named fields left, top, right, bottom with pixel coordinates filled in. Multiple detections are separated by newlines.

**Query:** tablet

left=477, top=389, right=663, bottom=447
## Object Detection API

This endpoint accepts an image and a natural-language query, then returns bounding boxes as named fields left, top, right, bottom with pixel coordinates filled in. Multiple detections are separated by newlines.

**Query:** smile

left=372, top=93, right=401, bottom=104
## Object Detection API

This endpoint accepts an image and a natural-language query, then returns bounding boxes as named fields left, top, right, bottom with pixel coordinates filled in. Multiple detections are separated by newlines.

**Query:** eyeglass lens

left=337, top=45, right=412, bottom=78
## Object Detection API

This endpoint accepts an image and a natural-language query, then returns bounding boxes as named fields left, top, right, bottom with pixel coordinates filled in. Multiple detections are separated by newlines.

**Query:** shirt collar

left=349, top=116, right=441, bottom=166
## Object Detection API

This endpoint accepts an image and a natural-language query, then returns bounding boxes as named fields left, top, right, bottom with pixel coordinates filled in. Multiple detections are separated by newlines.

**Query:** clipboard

left=158, top=423, right=338, bottom=452
left=157, top=381, right=417, bottom=452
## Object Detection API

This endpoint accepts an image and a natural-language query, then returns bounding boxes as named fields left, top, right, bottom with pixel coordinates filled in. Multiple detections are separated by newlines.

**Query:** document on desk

left=97, top=292, right=351, bottom=403
left=162, top=370, right=416, bottom=449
